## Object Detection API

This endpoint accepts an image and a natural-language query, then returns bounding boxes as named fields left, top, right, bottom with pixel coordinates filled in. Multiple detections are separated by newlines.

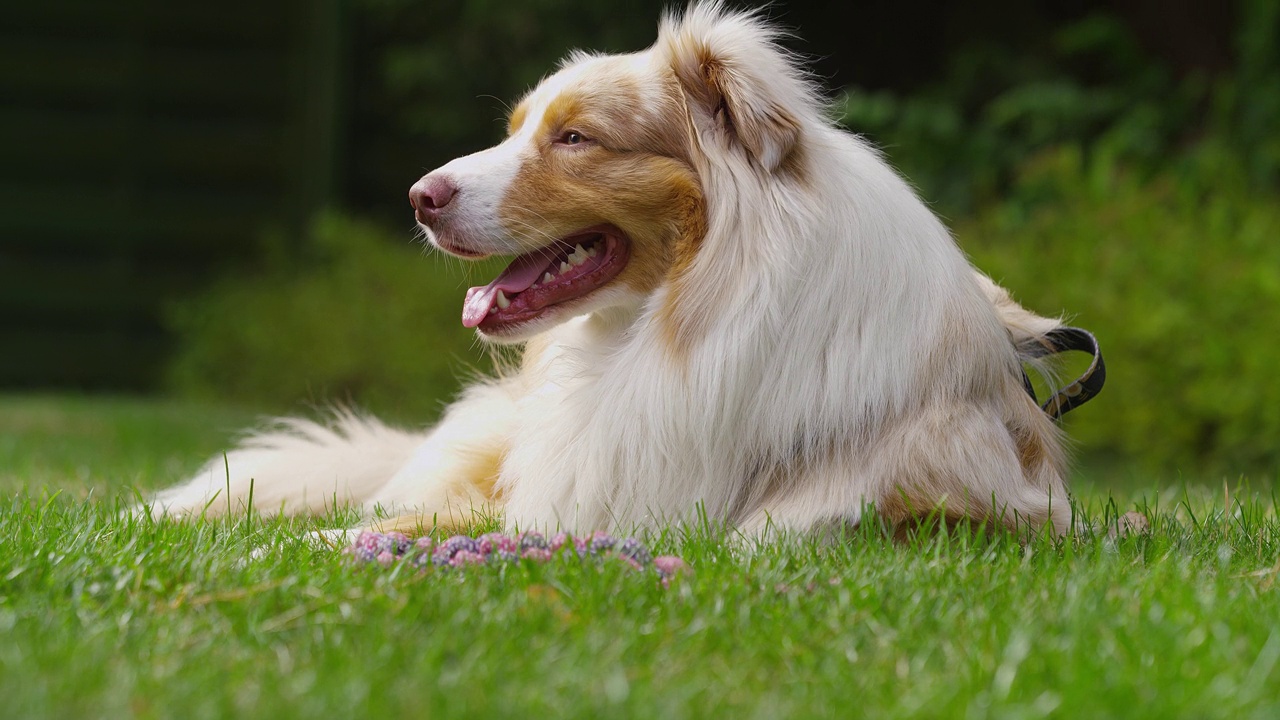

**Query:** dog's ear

left=658, top=4, right=810, bottom=173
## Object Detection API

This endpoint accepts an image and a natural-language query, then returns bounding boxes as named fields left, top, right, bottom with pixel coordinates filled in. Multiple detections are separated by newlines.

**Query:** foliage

left=961, top=149, right=1280, bottom=476
left=0, top=395, right=257, bottom=496
left=836, top=4, right=1280, bottom=475
left=839, top=3, right=1280, bottom=214
left=164, top=213, right=502, bottom=422
left=349, top=0, right=666, bottom=179
left=4, top=397, right=1280, bottom=718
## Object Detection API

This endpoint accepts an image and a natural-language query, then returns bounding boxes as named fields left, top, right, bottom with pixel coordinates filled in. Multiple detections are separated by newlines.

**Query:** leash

left=1019, top=327, right=1106, bottom=420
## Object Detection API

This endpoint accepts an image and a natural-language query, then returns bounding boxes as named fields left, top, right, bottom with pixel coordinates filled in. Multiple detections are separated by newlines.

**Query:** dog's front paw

left=1110, top=511, right=1151, bottom=538
left=248, top=528, right=360, bottom=561
left=301, top=527, right=360, bottom=550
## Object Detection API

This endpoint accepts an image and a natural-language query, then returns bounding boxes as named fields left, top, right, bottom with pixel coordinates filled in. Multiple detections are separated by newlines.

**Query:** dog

left=145, top=3, right=1101, bottom=539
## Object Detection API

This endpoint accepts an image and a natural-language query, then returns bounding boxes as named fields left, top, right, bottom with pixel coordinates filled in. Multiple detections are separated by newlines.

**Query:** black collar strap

left=1019, top=327, right=1106, bottom=420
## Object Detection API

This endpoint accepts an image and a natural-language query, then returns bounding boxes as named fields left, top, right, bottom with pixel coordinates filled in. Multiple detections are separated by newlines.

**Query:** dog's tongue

left=462, top=251, right=550, bottom=328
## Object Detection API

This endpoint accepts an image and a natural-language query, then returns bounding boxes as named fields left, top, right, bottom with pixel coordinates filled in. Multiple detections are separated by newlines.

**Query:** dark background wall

left=0, top=0, right=1235, bottom=391
left=3, top=0, right=342, bottom=389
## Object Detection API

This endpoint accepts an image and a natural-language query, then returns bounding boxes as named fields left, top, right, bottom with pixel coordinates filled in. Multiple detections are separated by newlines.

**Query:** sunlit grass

left=2, top=396, right=1279, bottom=718
left=0, top=395, right=260, bottom=498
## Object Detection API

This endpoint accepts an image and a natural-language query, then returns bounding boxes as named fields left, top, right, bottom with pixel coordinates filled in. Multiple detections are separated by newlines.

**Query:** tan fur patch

left=372, top=445, right=507, bottom=536
left=497, top=69, right=706, bottom=339
left=656, top=193, right=709, bottom=354
left=508, top=101, right=529, bottom=135
left=502, top=151, right=702, bottom=296
left=1008, top=421, right=1046, bottom=475
left=675, top=43, right=802, bottom=174
left=535, top=93, right=585, bottom=138
left=776, top=138, right=809, bottom=184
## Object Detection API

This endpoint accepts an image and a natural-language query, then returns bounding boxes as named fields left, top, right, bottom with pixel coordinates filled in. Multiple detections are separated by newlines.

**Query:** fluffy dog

left=148, top=3, right=1090, bottom=538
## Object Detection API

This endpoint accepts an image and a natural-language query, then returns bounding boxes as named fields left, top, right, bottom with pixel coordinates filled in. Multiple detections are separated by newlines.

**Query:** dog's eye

left=558, top=130, right=589, bottom=146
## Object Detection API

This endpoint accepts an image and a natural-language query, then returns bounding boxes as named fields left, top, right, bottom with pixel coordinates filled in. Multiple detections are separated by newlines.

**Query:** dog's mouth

left=462, top=225, right=631, bottom=331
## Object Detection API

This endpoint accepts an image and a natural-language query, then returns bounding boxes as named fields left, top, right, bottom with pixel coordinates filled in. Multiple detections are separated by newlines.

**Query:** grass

left=0, top=395, right=260, bottom=499
left=3, top=396, right=1280, bottom=718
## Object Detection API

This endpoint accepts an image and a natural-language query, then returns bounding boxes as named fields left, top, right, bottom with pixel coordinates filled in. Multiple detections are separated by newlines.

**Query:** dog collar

left=1020, top=327, right=1107, bottom=420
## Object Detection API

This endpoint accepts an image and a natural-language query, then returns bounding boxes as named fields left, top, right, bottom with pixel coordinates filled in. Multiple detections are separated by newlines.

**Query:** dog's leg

left=740, top=400, right=1073, bottom=542
left=871, top=400, right=1074, bottom=537
left=261, top=381, right=520, bottom=555
left=354, top=381, right=519, bottom=535
left=736, top=452, right=872, bottom=541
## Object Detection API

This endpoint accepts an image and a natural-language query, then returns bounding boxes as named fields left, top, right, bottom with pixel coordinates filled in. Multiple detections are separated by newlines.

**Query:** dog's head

left=410, top=4, right=814, bottom=342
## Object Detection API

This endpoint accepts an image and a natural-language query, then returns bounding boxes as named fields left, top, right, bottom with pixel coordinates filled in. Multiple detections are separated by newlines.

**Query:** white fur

left=146, top=4, right=1073, bottom=538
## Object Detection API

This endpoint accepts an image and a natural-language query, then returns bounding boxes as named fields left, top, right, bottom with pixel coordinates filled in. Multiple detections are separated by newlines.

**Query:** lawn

left=2, top=395, right=1279, bottom=719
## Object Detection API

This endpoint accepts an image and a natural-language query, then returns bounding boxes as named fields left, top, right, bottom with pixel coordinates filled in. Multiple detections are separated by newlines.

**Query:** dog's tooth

left=488, top=306, right=497, bottom=314
left=496, top=290, right=510, bottom=309
left=586, top=245, right=597, bottom=257
left=543, top=272, right=554, bottom=283
left=569, top=244, right=587, bottom=266
left=560, top=262, right=571, bottom=274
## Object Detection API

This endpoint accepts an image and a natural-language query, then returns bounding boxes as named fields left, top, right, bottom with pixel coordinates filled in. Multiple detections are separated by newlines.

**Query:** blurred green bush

left=837, top=1, right=1280, bottom=475
left=961, top=149, right=1280, bottom=475
left=165, top=214, right=505, bottom=423
left=840, top=3, right=1280, bottom=214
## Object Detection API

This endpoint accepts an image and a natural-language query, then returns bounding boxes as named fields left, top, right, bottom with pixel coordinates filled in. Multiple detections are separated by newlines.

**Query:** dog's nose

left=409, top=175, right=458, bottom=224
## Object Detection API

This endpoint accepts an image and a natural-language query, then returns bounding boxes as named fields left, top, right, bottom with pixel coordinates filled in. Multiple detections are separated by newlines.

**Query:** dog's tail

left=976, top=272, right=1106, bottom=419
left=136, top=410, right=426, bottom=519
left=976, top=272, right=1063, bottom=348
